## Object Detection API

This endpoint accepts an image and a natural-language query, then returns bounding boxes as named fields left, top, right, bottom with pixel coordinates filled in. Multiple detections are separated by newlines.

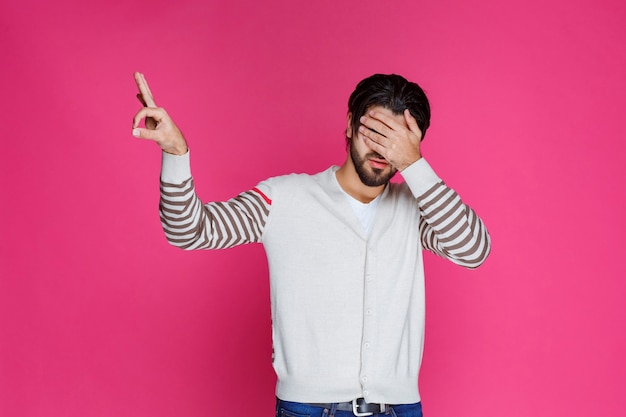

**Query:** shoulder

left=386, top=180, right=415, bottom=200
left=254, top=167, right=336, bottom=199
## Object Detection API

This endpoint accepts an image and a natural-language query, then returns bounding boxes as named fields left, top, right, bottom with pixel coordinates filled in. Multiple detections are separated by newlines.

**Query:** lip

left=368, top=159, right=389, bottom=169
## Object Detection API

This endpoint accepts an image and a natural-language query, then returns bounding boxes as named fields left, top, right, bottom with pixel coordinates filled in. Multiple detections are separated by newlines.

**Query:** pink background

left=1, top=0, right=625, bottom=416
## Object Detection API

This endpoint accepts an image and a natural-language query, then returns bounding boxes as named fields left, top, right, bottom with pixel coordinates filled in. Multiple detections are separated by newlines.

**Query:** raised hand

left=358, top=109, right=422, bottom=171
left=132, top=72, right=188, bottom=155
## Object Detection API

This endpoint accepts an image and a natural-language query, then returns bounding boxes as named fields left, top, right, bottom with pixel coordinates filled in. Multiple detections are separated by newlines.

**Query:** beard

left=350, top=141, right=398, bottom=187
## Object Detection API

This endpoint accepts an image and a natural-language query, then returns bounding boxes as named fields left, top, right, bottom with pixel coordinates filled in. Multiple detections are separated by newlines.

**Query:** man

left=132, top=72, right=490, bottom=417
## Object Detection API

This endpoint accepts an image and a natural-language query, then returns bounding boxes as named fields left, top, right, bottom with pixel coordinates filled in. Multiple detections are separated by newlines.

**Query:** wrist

left=399, top=155, right=422, bottom=172
left=163, top=142, right=188, bottom=156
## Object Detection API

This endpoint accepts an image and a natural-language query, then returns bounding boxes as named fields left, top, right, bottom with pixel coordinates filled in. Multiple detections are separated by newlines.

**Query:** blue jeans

left=276, top=399, right=423, bottom=417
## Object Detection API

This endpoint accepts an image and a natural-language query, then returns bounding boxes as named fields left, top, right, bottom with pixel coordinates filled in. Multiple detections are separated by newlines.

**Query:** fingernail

left=360, top=116, right=366, bottom=123
left=132, top=128, right=140, bottom=137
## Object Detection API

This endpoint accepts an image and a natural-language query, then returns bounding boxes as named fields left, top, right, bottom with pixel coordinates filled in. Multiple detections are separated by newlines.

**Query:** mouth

left=368, top=157, right=389, bottom=169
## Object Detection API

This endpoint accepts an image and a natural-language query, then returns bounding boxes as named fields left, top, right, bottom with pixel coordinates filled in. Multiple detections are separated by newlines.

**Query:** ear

left=346, top=112, right=353, bottom=138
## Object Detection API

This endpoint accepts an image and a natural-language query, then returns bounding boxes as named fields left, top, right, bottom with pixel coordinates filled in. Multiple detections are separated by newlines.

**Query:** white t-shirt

left=343, top=192, right=381, bottom=237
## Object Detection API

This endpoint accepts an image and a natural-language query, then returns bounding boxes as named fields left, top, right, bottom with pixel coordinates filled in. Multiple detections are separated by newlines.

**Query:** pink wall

left=1, top=0, right=625, bottom=416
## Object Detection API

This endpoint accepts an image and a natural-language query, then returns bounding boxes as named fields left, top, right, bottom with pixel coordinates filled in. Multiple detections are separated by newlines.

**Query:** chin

left=357, top=166, right=398, bottom=187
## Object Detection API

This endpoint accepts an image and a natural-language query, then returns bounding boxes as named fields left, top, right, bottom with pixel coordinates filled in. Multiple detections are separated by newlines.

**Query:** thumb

left=132, top=127, right=159, bottom=141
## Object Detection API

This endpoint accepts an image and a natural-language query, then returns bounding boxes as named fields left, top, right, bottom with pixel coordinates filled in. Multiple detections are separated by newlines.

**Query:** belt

left=307, top=398, right=389, bottom=416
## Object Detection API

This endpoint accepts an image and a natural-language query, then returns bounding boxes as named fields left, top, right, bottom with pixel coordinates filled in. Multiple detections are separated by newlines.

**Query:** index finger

left=359, top=112, right=394, bottom=138
left=365, top=110, right=406, bottom=132
left=403, top=109, right=423, bottom=139
left=134, top=72, right=157, bottom=107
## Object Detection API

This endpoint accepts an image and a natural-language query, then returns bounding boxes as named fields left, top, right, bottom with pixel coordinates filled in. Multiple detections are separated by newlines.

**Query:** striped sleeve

left=417, top=181, right=491, bottom=268
left=159, top=178, right=271, bottom=250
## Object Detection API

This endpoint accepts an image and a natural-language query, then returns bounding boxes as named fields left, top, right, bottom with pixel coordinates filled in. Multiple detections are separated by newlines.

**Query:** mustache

left=367, top=152, right=386, bottom=161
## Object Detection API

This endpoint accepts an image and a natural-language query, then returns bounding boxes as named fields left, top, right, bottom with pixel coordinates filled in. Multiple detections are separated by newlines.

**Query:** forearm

left=403, top=159, right=491, bottom=268
left=159, top=151, right=269, bottom=250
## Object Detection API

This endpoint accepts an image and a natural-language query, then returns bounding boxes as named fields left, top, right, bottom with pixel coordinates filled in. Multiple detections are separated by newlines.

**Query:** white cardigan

left=159, top=151, right=490, bottom=404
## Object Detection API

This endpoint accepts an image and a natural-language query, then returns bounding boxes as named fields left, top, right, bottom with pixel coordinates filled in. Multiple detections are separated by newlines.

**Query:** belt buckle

left=352, top=398, right=374, bottom=417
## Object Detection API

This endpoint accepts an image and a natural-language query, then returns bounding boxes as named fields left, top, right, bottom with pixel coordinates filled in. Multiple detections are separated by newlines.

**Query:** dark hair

left=347, top=74, right=431, bottom=145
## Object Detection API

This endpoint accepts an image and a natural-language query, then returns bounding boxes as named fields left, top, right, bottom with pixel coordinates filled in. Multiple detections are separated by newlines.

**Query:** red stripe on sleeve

left=252, top=187, right=272, bottom=205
